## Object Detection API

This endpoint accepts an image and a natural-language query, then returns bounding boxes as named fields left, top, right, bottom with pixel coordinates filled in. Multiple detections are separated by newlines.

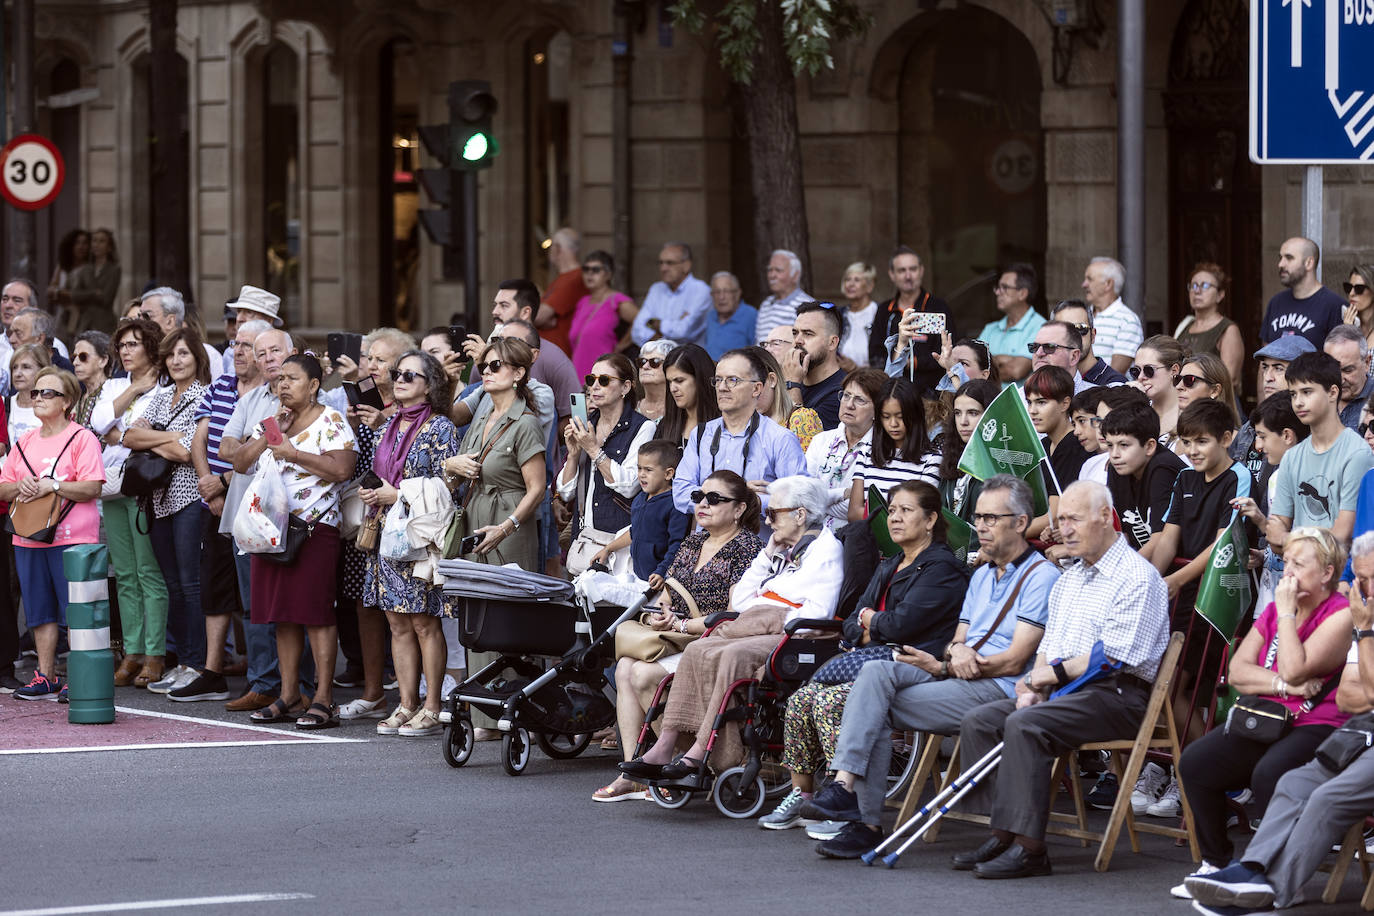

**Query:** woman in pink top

left=1174, top=526, right=1352, bottom=883
left=0, top=367, right=105, bottom=700
left=570, top=250, right=634, bottom=377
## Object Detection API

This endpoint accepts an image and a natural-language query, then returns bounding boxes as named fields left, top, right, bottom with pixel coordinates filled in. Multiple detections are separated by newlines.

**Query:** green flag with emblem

left=942, top=509, right=975, bottom=565
left=957, top=385, right=1052, bottom=515
left=1194, top=516, right=1252, bottom=638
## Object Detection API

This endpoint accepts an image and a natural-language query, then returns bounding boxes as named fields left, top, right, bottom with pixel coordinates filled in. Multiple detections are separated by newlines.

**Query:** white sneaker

left=1147, top=778, right=1182, bottom=818
left=147, top=665, right=196, bottom=695
left=417, top=674, right=458, bottom=702
left=338, top=696, right=388, bottom=719
left=1130, top=761, right=1169, bottom=814
left=1170, top=860, right=1219, bottom=899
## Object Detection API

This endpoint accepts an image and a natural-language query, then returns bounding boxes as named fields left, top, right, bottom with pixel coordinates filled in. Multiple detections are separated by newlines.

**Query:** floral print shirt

left=258, top=406, right=357, bottom=527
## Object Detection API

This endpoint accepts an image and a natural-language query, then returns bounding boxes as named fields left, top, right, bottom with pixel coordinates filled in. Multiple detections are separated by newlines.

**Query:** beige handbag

left=354, top=508, right=381, bottom=552
left=567, top=526, right=632, bottom=577
left=613, top=578, right=700, bottom=662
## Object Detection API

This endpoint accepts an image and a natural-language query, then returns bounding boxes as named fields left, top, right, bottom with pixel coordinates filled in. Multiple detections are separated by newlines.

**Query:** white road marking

left=0, top=739, right=362, bottom=755
left=110, top=705, right=358, bottom=741
left=0, top=892, right=314, bottom=915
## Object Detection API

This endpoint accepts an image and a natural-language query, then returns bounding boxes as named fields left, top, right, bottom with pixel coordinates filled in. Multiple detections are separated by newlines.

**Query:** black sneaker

left=168, top=670, right=231, bottom=702
left=1086, top=772, right=1119, bottom=810
left=816, top=822, right=883, bottom=859
left=332, top=667, right=365, bottom=688
left=799, top=781, right=862, bottom=822
left=0, top=671, right=22, bottom=693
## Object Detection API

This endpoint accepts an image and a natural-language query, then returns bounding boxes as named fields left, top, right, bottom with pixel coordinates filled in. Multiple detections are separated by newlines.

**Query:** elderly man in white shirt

left=631, top=242, right=713, bottom=347
left=1081, top=257, right=1144, bottom=375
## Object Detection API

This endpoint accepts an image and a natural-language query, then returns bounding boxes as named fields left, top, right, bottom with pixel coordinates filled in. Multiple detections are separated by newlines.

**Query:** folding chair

left=1046, top=631, right=1199, bottom=871
left=1323, top=819, right=1374, bottom=910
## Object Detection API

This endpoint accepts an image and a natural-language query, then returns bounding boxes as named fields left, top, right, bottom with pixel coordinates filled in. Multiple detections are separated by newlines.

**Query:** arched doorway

left=1164, top=0, right=1259, bottom=392
left=894, top=7, right=1045, bottom=323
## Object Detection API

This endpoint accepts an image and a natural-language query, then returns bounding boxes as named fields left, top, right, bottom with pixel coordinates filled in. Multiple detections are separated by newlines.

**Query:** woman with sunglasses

left=657, top=343, right=719, bottom=446
left=359, top=350, right=460, bottom=737
left=0, top=367, right=104, bottom=700
left=92, top=318, right=169, bottom=688
left=122, top=328, right=213, bottom=698
left=1129, top=334, right=1188, bottom=452
left=1175, top=262, right=1244, bottom=394
left=570, top=250, right=634, bottom=378
left=620, top=475, right=842, bottom=789
left=636, top=338, right=676, bottom=422
left=557, top=352, right=654, bottom=574
left=595, top=470, right=763, bottom=802
left=71, top=330, right=112, bottom=428
left=1175, top=351, right=1239, bottom=428
left=1342, top=264, right=1374, bottom=351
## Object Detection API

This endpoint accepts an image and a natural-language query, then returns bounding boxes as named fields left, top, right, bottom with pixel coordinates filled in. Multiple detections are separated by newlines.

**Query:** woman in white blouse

left=805, top=368, right=883, bottom=530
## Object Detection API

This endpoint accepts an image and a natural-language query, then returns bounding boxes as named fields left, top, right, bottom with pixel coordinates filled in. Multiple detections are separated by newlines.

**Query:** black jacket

left=841, top=541, right=968, bottom=653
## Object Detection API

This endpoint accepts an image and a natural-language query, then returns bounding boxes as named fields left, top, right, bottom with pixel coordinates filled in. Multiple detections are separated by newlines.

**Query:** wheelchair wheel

left=501, top=727, right=532, bottom=776
left=712, top=766, right=768, bottom=819
left=536, top=731, right=592, bottom=759
left=885, top=730, right=920, bottom=801
left=649, top=785, right=692, bottom=809
left=441, top=719, right=475, bottom=768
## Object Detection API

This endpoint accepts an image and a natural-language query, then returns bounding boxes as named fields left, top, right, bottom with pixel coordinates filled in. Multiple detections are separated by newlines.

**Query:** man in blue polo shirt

left=979, top=263, right=1044, bottom=386
left=704, top=271, right=756, bottom=359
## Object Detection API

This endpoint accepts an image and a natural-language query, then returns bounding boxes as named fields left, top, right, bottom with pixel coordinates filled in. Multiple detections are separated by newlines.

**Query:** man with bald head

left=534, top=227, right=588, bottom=355
left=1260, top=236, right=1346, bottom=351
left=952, top=480, right=1170, bottom=879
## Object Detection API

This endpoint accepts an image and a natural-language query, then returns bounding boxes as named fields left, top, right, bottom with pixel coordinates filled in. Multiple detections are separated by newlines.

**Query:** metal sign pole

left=1302, top=165, right=1323, bottom=281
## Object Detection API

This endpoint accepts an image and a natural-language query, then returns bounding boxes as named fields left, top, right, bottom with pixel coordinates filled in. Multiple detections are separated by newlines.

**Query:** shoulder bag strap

left=969, top=557, right=1046, bottom=654
left=459, top=416, right=515, bottom=511
left=1300, top=667, right=1346, bottom=715
left=664, top=576, right=701, bottom=619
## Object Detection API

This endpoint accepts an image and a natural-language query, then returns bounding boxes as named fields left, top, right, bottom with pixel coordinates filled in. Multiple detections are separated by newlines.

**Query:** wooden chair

left=1323, top=820, right=1374, bottom=910
left=1045, top=631, right=1200, bottom=871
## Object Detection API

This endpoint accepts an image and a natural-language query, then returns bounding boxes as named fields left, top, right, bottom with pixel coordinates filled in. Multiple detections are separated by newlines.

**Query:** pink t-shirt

left=1251, top=591, right=1351, bottom=728
left=570, top=292, right=631, bottom=377
left=0, top=421, right=105, bottom=548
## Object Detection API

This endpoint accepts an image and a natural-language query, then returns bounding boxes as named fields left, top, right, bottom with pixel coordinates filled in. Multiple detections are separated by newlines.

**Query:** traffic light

left=416, top=125, right=462, bottom=278
left=450, top=80, right=498, bottom=171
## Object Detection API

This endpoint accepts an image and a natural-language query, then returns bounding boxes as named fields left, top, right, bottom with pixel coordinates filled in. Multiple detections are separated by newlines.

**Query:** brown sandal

left=114, top=655, right=143, bottom=687
left=133, top=657, right=165, bottom=688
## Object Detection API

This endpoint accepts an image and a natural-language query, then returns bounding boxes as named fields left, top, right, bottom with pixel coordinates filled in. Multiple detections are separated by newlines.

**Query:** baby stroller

left=437, top=558, right=650, bottom=776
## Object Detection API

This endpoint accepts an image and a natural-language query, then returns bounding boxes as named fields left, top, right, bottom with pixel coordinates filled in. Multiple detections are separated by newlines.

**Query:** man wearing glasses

left=978, top=263, right=1044, bottom=385
left=1048, top=299, right=1128, bottom=388
left=631, top=242, right=712, bottom=347
left=1025, top=322, right=1094, bottom=395
left=1322, top=324, right=1374, bottom=431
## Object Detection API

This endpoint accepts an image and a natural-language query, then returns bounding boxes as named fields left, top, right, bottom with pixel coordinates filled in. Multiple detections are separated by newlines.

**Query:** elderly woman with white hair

left=839, top=262, right=879, bottom=372
left=619, top=474, right=843, bottom=787
left=635, top=337, right=676, bottom=422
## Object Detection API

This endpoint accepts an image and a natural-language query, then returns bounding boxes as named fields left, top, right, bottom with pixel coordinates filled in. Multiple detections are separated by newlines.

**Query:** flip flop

left=295, top=702, right=340, bottom=730
left=250, top=697, right=308, bottom=723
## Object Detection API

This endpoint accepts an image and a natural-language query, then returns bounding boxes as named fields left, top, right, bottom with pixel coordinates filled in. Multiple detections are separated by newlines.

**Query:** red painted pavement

left=0, top=695, right=324, bottom=752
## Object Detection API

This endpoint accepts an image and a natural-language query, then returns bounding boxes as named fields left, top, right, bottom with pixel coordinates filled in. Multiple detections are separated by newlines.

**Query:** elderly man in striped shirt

left=951, top=479, right=1170, bottom=879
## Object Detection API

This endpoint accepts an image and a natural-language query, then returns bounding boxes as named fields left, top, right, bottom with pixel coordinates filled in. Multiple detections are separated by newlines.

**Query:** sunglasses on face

left=690, top=489, right=739, bottom=506
left=764, top=505, right=801, bottom=523
left=584, top=374, right=624, bottom=388
left=638, top=358, right=664, bottom=369
left=1345, top=282, right=1370, bottom=296
left=389, top=369, right=423, bottom=384
left=477, top=360, right=505, bottom=375
left=74, top=352, right=94, bottom=362
left=1175, top=373, right=1209, bottom=388
left=29, top=388, right=62, bottom=401
left=1027, top=342, right=1071, bottom=355
left=1127, top=364, right=1165, bottom=380
left=581, top=264, right=607, bottom=274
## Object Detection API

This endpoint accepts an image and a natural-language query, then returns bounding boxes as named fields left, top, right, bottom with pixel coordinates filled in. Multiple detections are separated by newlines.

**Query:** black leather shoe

left=973, top=844, right=1052, bottom=879
left=951, top=836, right=1011, bottom=871
left=618, top=757, right=667, bottom=779
left=655, top=770, right=709, bottom=791
left=658, top=755, right=705, bottom=780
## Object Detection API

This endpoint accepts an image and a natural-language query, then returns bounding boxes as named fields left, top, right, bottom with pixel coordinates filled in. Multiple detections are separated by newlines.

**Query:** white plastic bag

left=380, top=497, right=426, bottom=562
left=232, top=454, right=289, bottom=555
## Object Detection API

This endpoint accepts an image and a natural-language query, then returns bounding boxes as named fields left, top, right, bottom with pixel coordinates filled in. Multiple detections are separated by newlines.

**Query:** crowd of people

left=9, top=227, right=1374, bottom=912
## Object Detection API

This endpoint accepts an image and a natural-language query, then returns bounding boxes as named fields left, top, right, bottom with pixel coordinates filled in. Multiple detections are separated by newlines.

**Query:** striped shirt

left=754, top=287, right=814, bottom=344
left=855, top=449, right=941, bottom=511
left=195, top=374, right=250, bottom=480
left=1042, top=533, right=1170, bottom=680
left=1091, top=298, right=1144, bottom=362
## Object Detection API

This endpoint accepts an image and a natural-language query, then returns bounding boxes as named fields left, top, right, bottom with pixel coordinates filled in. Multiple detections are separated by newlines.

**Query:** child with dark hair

left=1101, top=401, right=1186, bottom=554
left=1071, top=386, right=1109, bottom=485
left=592, top=438, right=692, bottom=590
left=1024, top=364, right=1088, bottom=501
left=847, top=376, right=940, bottom=520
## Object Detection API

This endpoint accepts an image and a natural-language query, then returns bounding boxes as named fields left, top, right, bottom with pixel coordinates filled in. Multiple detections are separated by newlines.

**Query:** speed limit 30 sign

left=0, top=134, right=65, bottom=211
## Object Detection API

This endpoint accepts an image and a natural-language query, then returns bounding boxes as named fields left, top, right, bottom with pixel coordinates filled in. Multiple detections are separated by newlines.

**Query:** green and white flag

left=1194, top=516, right=1252, bottom=639
left=957, top=386, right=1046, bottom=482
left=942, top=509, right=975, bottom=565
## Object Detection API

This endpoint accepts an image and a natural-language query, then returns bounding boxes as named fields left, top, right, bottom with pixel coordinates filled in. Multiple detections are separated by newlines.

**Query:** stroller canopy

left=439, top=559, right=576, bottom=603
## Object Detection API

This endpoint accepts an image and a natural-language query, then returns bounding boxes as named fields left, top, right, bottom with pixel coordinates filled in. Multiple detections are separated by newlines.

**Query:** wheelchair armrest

left=702, top=611, right=740, bottom=629
left=784, top=617, right=843, bottom=635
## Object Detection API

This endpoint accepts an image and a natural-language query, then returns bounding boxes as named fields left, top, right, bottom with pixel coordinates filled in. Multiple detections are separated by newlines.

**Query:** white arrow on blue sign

left=1251, top=0, right=1374, bottom=162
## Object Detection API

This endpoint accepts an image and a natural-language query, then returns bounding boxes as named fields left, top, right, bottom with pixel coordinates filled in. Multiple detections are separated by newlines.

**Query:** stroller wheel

left=442, top=719, right=475, bottom=768
left=712, top=766, right=767, bottom=819
left=649, top=785, right=692, bottom=810
left=501, top=726, right=532, bottom=776
left=536, top=731, right=592, bottom=759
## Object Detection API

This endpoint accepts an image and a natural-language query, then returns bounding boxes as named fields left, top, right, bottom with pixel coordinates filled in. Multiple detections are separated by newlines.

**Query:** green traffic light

left=462, top=132, right=490, bottom=162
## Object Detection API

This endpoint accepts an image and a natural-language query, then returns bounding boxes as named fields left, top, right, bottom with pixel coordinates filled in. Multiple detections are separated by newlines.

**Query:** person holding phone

left=358, top=350, right=460, bottom=738
left=557, top=353, right=654, bottom=576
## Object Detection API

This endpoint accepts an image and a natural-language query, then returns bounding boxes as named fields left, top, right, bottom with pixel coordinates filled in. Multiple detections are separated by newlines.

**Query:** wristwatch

left=49, top=479, right=59, bottom=494
left=1354, top=627, right=1374, bottom=642
left=785, top=381, right=804, bottom=391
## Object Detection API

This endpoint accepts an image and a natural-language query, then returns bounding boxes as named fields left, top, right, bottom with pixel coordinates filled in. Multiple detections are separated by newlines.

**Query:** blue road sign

left=1251, top=0, right=1374, bottom=163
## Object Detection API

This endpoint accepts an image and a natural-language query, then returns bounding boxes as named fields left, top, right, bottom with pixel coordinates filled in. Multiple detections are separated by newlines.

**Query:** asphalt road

left=3, top=685, right=1367, bottom=916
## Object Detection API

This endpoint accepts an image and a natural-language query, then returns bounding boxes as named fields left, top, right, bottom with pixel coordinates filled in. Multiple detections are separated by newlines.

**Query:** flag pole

left=1040, top=455, right=1063, bottom=496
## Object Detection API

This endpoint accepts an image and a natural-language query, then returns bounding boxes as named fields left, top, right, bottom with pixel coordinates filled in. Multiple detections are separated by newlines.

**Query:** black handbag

left=811, top=644, right=897, bottom=685
left=120, top=396, right=195, bottom=501
left=1226, top=673, right=1343, bottom=744
left=1315, top=711, right=1374, bottom=772
left=260, top=515, right=314, bottom=566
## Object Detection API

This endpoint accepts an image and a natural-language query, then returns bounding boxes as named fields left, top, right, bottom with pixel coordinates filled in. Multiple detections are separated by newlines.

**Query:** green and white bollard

left=64, top=544, right=115, bottom=724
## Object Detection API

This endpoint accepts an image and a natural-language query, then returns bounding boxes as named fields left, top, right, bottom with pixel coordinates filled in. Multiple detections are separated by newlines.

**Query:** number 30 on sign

left=0, top=134, right=65, bottom=211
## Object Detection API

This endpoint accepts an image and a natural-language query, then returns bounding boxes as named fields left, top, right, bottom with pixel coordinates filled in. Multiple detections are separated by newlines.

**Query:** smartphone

left=907, top=312, right=946, bottom=336
left=570, top=392, right=588, bottom=425
left=343, top=333, right=363, bottom=364
left=262, top=416, right=283, bottom=446
left=359, top=471, right=383, bottom=491
left=447, top=325, right=467, bottom=354
left=327, top=332, right=346, bottom=363
left=458, top=533, right=482, bottom=555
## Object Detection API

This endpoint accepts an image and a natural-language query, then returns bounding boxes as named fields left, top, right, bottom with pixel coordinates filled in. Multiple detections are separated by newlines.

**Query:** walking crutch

left=861, top=740, right=1004, bottom=867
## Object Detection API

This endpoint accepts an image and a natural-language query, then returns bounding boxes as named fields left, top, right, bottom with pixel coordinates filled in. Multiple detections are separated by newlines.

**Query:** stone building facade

left=24, top=0, right=1372, bottom=349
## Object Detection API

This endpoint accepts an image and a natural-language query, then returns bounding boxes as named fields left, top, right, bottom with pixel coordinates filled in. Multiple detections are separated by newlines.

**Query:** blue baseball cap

left=1253, top=335, right=1315, bottom=362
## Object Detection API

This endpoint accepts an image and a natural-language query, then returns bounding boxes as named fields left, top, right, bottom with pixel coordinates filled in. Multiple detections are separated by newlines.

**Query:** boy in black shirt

left=1101, top=401, right=1186, bottom=555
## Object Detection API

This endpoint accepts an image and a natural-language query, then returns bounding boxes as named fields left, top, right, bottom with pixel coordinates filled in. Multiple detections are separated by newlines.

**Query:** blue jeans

left=234, top=547, right=313, bottom=696
left=151, top=502, right=205, bottom=670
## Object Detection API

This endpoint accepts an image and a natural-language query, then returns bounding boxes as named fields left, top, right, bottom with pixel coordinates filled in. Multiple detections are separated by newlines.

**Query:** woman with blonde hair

left=839, top=262, right=879, bottom=371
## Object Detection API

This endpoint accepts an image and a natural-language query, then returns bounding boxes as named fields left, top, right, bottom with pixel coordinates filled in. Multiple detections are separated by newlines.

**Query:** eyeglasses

left=994, top=283, right=1019, bottom=294
left=1361, top=421, right=1372, bottom=437
left=584, top=374, right=624, bottom=388
left=1175, top=373, right=1208, bottom=388
left=1188, top=281, right=1217, bottom=293
left=1027, top=342, right=1071, bottom=355
left=389, top=369, right=423, bottom=384
left=638, top=358, right=664, bottom=369
left=477, top=360, right=505, bottom=375
left=117, top=340, right=142, bottom=350
left=764, top=506, right=801, bottom=523
left=29, top=388, right=62, bottom=401
left=73, top=352, right=93, bottom=363
left=710, top=375, right=759, bottom=390
left=839, top=392, right=871, bottom=407
left=971, top=512, right=1016, bottom=526
left=581, top=264, right=607, bottom=274
left=1127, top=364, right=1166, bottom=381
left=1344, top=282, right=1370, bottom=296
left=761, top=339, right=791, bottom=350
left=690, top=489, right=739, bottom=506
